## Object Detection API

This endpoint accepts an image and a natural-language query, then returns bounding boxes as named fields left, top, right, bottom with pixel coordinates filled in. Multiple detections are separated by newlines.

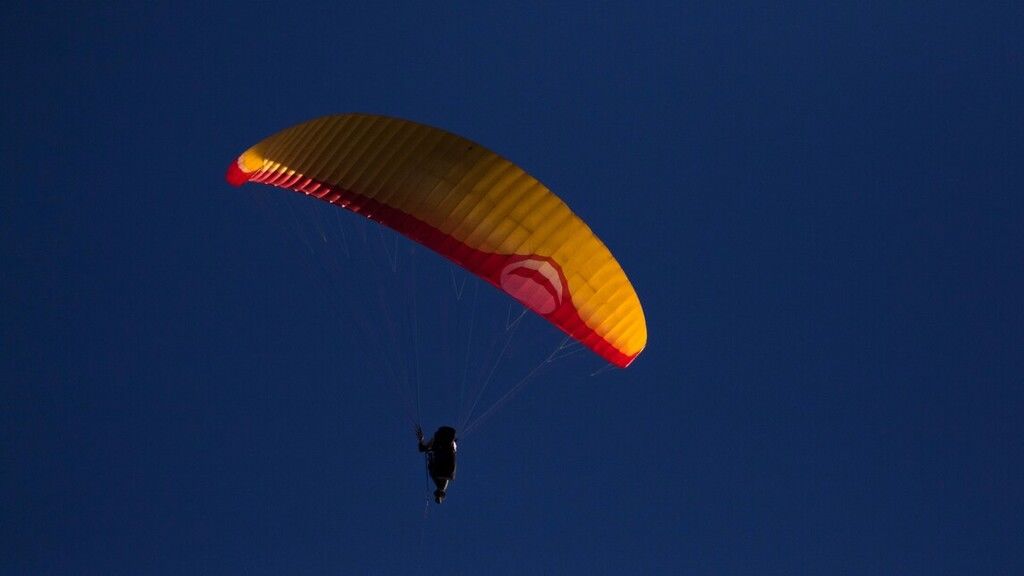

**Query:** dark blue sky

left=3, top=2, right=1022, bottom=574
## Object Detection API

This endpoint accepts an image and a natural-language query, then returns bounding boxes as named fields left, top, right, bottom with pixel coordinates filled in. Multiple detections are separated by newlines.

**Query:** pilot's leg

left=432, top=477, right=450, bottom=503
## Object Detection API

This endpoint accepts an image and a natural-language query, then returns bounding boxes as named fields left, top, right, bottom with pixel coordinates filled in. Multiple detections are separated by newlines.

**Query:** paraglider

left=417, top=426, right=457, bottom=503
left=226, top=114, right=647, bottom=502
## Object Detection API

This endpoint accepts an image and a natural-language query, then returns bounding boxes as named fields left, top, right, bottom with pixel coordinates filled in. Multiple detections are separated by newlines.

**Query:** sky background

left=3, top=2, right=1022, bottom=574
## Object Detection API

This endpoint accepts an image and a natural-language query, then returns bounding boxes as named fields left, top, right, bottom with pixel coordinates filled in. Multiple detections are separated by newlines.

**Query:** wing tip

left=225, top=157, right=252, bottom=187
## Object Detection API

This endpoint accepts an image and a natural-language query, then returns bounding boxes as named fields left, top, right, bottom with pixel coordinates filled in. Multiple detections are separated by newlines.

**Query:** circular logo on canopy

left=499, top=256, right=566, bottom=315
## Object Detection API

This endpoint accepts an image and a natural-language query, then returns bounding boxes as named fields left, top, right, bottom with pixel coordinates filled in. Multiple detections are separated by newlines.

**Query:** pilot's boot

left=432, top=478, right=450, bottom=503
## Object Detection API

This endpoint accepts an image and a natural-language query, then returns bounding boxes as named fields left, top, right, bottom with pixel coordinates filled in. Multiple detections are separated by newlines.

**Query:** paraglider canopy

left=227, top=114, right=646, bottom=367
